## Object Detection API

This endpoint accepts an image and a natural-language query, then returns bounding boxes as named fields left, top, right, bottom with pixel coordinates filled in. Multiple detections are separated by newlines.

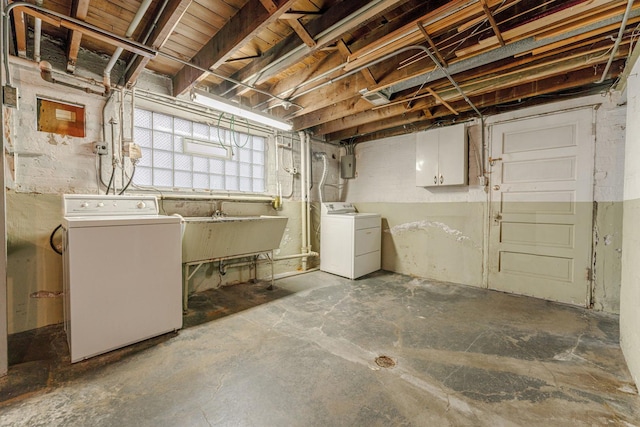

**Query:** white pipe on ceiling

left=103, top=0, right=153, bottom=91
left=33, top=0, right=43, bottom=63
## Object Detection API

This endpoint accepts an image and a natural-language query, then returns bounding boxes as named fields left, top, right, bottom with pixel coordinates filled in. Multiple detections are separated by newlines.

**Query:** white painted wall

left=3, top=56, right=340, bottom=334
left=621, top=56, right=640, bottom=389
left=342, top=125, right=485, bottom=203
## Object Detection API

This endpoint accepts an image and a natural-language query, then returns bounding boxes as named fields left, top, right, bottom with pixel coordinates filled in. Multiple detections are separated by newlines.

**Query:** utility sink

left=181, top=215, right=288, bottom=263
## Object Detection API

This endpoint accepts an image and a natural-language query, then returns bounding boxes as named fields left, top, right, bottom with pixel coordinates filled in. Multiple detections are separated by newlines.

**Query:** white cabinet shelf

left=416, top=123, right=468, bottom=187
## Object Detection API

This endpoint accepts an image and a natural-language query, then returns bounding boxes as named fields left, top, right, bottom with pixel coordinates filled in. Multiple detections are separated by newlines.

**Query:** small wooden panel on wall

left=37, top=97, right=85, bottom=137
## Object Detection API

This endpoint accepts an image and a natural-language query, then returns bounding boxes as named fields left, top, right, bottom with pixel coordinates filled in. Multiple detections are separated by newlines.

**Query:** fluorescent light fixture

left=192, top=89, right=292, bottom=131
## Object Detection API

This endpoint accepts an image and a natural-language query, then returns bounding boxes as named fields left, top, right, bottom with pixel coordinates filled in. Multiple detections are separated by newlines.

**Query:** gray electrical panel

left=341, top=154, right=356, bottom=179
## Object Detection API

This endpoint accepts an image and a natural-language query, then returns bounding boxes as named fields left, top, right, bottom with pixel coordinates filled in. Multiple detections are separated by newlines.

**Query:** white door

left=488, top=109, right=594, bottom=306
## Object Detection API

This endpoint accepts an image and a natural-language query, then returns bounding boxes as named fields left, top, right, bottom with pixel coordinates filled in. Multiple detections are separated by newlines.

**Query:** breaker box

left=341, top=154, right=356, bottom=179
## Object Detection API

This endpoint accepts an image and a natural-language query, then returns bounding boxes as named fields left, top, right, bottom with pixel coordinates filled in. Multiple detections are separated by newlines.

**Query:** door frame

left=481, top=103, right=599, bottom=306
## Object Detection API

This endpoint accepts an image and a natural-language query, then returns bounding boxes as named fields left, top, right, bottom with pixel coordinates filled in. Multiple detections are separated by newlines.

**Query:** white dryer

left=320, top=202, right=381, bottom=279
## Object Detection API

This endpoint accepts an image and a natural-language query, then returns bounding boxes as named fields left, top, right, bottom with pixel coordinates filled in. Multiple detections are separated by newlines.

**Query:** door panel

left=488, top=109, right=594, bottom=306
left=502, top=157, right=576, bottom=182
left=502, top=124, right=576, bottom=153
left=501, top=223, right=574, bottom=248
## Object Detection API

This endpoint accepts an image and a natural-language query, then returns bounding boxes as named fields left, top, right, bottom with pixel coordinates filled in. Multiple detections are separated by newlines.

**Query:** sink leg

left=183, top=264, right=189, bottom=313
left=267, top=250, right=274, bottom=290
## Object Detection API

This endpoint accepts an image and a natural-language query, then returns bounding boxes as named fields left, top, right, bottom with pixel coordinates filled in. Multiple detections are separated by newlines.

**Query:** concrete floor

left=0, top=271, right=639, bottom=426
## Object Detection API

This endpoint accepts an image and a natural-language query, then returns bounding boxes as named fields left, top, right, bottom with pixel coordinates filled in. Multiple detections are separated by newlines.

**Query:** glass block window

left=133, top=109, right=267, bottom=193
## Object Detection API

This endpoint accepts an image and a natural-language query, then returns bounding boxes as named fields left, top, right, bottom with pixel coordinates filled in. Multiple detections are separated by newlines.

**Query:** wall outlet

left=93, top=142, right=108, bottom=155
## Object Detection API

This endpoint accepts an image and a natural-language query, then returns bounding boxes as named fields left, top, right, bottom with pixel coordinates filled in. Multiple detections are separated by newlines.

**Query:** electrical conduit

left=315, top=152, right=328, bottom=204
left=596, top=0, right=634, bottom=84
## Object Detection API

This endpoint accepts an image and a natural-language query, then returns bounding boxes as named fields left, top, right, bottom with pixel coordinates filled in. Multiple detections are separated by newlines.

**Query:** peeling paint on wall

left=387, top=219, right=479, bottom=249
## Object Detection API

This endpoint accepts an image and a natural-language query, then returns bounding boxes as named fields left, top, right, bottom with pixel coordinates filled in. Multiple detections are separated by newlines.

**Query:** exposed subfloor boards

left=0, top=271, right=638, bottom=425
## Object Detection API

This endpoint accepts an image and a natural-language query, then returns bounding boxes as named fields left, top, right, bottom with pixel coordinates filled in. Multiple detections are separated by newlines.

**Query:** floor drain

left=375, top=355, right=396, bottom=368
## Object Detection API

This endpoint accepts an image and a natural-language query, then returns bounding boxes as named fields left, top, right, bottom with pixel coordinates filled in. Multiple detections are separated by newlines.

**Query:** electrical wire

left=49, top=224, right=63, bottom=255
left=119, top=164, right=136, bottom=194
left=105, top=166, right=116, bottom=195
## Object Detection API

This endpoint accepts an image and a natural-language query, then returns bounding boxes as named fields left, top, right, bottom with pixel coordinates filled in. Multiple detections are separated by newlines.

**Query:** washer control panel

left=321, top=202, right=357, bottom=215
left=63, top=194, right=160, bottom=216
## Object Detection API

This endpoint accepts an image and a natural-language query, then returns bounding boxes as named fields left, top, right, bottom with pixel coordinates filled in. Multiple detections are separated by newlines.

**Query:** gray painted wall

left=621, top=56, right=640, bottom=389
left=344, top=96, right=625, bottom=313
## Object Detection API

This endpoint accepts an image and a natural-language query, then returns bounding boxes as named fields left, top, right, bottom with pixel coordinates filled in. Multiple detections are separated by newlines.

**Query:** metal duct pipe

left=104, top=0, right=153, bottom=91
left=283, top=44, right=482, bottom=120
left=596, top=0, right=634, bottom=84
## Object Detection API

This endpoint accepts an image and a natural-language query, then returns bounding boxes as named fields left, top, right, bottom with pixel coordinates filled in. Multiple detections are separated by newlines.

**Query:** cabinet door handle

left=439, top=175, right=444, bottom=184
left=434, top=175, right=437, bottom=184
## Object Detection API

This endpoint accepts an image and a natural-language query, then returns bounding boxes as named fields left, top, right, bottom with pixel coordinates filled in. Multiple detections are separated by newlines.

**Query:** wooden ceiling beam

left=212, top=0, right=403, bottom=98
left=9, top=0, right=28, bottom=58
left=322, top=98, right=438, bottom=140
left=172, top=0, right=298, bottom=96
left=327, top=110, right=429, bottom=141
left=417, top=24, right=447, bottom=67
left=325, top=56, right=624, bottom=142
left=311, top=96, right=435, bottom=136
left=262, top=3, right=440, bottom=110
left=478, top=0, right=505, bottom=46
left=65, top=0, right=90, bottom=73
left=15, top=7, right=157, bottom=58
left=292, top=97, right=377, bottom=130
left=281, top=11, right=323, bottom=20
left=348, top=60, right=624, bottom=143
left=344, top=0, right=504, bottom=72
left=337, top=40, right=377, bottom=87
left=124, top=0, right=191, bottom=88
left=425, top=87, right=458, bottom=115
left=258, top=0, right=279, bottom=14
left=379, top=5, right=640, bottom=97
left=282, top=51, right=427, bottom=119
left=294, top=34, right=624, bottom=132
left=314, top=45, right=628, bottom=137
left=455, top=0, right=630, bottom=58
left=286, top=18, right=316, bottom=48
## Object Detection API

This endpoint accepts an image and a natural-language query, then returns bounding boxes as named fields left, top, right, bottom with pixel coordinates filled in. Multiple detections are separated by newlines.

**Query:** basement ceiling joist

left=5, top=0, right=640, bottom=143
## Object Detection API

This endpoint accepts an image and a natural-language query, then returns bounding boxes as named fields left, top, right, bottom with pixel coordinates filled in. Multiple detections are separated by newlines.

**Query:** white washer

left=62, top=194, right=182, bottom=363
left=320, top=202, right=381, bottom=279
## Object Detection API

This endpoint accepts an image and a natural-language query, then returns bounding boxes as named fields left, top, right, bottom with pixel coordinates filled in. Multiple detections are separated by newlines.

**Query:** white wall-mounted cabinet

left=416, top=123, right=468, bottom=187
